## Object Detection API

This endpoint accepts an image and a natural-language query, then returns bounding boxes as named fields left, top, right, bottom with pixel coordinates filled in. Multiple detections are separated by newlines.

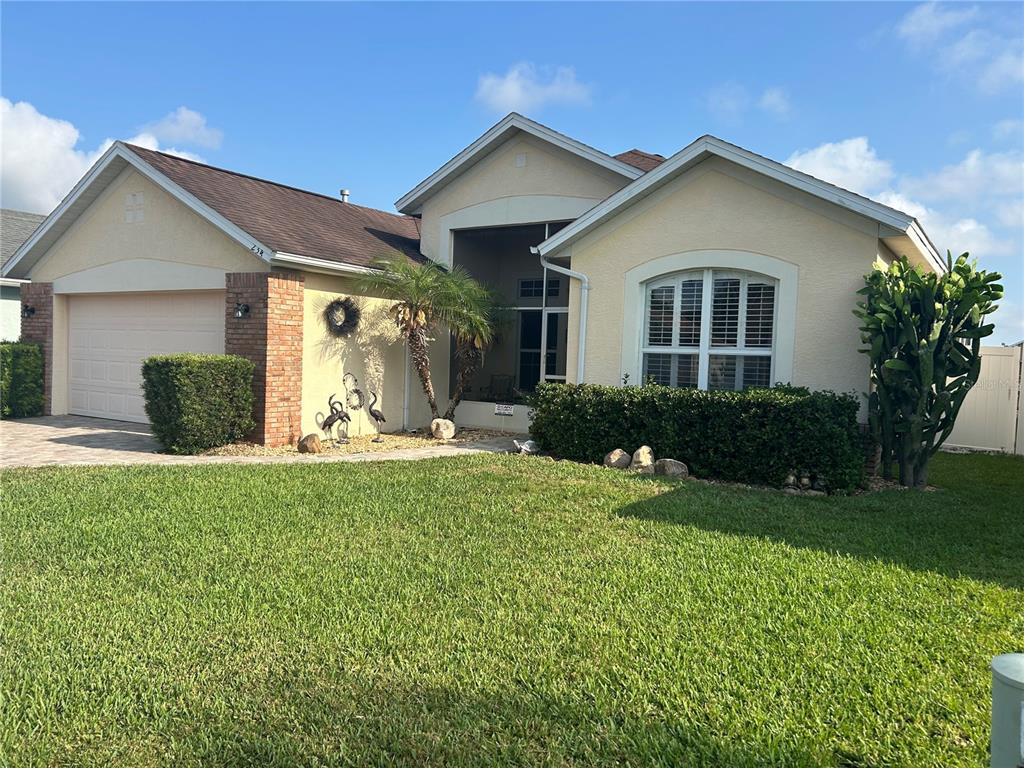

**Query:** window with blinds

left=641, top=269, right=777, bottom=391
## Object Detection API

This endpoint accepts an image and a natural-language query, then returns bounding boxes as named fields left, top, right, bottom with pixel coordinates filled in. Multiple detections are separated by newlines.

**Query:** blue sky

left=2, top=2, right=1022, bottom=341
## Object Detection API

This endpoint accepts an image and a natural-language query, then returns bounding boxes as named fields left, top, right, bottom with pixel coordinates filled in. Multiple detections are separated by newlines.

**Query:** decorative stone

left=630, top=445, right=655, bottom=474
left=784, top=473, right=797, bottom=488
left=514, top=439, right=541, bottom=455
left=603, top=449, right=631, bottom=469
left=805, top=489, right=826, bottom=497
left=297, top=434, right=322, bottom=454
left=430, top=418, right=456, bottom=440
left=799, top=474, right=812, bottom=489
left=783, top=487, right=802, bottom=495
left=655, top=458, right=689, bottom=478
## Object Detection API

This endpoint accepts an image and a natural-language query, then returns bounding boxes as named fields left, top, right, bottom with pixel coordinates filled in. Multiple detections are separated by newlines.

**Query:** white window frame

left=621, top=250, right=798, bottom=388
left=641, top=269, right=777, bottom=389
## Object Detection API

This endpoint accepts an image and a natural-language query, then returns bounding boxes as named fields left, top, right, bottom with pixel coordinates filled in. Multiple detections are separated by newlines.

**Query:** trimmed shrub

left=0, top=342, right=44, bottom=418
left=142, top=354, right=255, bottom=454
left=529, top=383, right=864, bottom=492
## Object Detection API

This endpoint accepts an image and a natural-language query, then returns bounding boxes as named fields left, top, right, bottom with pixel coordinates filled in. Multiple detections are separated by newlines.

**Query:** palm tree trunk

left=444, top=343, right=482, bottom=421
left=408, top=327, right=439, bottom=420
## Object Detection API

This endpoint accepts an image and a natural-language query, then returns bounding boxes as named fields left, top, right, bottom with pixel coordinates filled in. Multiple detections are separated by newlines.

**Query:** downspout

left=402, top=343, right=411, bottom=430
left=531, top=246, right=588, bottom=384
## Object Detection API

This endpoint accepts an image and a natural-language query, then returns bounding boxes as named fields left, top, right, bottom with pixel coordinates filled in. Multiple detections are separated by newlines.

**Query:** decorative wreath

left=343, top=372, right=364, bottom=410
left=323, top=297, right=361, bottom=338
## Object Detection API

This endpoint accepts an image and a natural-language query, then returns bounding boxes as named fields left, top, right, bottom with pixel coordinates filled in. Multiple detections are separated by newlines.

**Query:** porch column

left=225, top=272, right=304, bottom=446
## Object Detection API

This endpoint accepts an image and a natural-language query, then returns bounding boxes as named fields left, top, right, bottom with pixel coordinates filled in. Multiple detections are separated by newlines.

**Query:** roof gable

left=395, top=113, right=643, bottom=215
left=3, top=143, right=421, bottom=279
left=537, top=135, right=944, bottom=273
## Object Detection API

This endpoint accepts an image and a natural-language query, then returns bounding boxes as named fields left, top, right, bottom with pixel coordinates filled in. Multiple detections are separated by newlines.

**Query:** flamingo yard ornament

left=368, top=392, right=386, bottom=443
left=320, top=394, right=350, bottom=443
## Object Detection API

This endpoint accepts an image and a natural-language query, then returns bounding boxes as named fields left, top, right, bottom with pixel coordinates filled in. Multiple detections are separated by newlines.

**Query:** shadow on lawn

left=174, top=679, right=853, bottom=768
left=616, top=476, right=1024, bottom=591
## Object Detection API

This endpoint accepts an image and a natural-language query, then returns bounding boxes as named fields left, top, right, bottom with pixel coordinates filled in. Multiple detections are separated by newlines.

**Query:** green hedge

left=142, top=354, right=255, bottom=454
left=0, top=342, right=44, bottom=419
left=529, top=383, right=864, bottom=492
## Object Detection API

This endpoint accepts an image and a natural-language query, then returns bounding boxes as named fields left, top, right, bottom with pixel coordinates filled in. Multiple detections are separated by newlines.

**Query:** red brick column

left=225, top=272, right=304, bottom=446
left=19, top=282, right=54, bottom=415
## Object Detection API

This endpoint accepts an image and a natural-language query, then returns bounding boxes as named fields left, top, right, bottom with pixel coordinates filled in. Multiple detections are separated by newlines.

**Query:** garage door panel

left=68, top=291, right=225, bottom=423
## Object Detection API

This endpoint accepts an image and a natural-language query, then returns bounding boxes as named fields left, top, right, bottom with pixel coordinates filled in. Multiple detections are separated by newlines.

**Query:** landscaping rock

left=805, top=489, right=826, bottom=497
left=603, top=448, right=631, bottom=469
left=297, top=434, right=322, bottom=454
left=799, top=474, right=812, bottom=489
left=514, top=439, right=541, bottom=455
left=630, top=445, right=655, bottom=474
left=655, top=458, right=689, bottom=478
left=430, top=418, right=456, bottom=440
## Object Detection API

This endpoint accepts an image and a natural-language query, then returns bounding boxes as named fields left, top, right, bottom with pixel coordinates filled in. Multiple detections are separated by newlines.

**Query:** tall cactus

left=854, top=252, right=1002, bottom=488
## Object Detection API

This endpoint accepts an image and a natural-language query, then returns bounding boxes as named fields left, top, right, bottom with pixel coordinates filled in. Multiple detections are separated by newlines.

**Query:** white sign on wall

left=494, top=403, right=515, bottom=417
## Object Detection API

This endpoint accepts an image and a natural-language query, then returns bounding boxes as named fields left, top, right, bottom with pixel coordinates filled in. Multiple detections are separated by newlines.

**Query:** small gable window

left=642, top=269, right=776, bottom=390
left=124, top=192, right=144, bottom=223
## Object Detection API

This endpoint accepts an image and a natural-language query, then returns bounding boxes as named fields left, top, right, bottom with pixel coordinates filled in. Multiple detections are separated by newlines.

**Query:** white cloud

left=979, top=47, right=1024, bottom=94
left=896, top=2, right=978, bottom=48
left=1, top=98, right=207, bottom=214
left=706, top=82, right=749, bottom=122
left=141, top=106, right=223, bottom=149
left=996, top=200, right=1023, bottom=228
left=876, top=190, right=1015, bottom=258
left=785, top=137, right=894, bottom=195
left=475, top=63, right=591, bottom=114
left=901, top=149, right=1024, bottom=202
left=758, top=88, right=790, bottom=118
left=993, top=119, right=1023, bottom=142
left=784, top=135, right=1020, bottom=263
left=896, top=3, right=1021, bottom=94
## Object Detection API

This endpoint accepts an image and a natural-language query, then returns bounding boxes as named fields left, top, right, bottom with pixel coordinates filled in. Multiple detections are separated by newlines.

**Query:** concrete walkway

left=0, top=416, right=517, bottom=469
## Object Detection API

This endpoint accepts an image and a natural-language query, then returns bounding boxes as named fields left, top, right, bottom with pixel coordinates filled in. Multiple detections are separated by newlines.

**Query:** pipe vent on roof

left=339, top=189, right=351, bottom=203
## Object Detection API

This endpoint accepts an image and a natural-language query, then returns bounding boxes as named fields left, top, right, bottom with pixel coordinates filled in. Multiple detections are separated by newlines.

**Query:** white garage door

left=69, top=291, right=225, bottom=423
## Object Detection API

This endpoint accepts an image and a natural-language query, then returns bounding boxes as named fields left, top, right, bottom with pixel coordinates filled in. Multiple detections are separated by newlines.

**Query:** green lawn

left=1, top=452, right=1021, bottom=767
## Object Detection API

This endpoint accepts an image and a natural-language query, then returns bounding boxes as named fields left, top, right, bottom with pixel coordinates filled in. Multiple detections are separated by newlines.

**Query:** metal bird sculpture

left=368, top=392, right=386, bottom=443
left=320, top=393, right=351, bottom=443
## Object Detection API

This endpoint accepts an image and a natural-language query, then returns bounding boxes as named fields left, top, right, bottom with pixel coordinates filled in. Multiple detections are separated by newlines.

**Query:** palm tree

left=359, top=258, right=495, bottom=422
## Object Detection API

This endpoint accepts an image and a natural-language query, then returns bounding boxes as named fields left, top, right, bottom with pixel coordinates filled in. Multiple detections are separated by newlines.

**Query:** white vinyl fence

left=945, top=344, right=1023, bottom=454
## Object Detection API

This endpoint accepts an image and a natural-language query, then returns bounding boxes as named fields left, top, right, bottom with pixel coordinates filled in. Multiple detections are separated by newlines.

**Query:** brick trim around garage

left=225, top=272, right=304, bottom=447
left=19, top=282, right=54, bottom=415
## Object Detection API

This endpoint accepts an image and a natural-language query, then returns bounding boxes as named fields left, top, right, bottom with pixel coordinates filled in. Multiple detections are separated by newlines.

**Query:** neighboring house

left=1, top=113, right=943, bottom=444
left=1, top=209, right=46, bottom=341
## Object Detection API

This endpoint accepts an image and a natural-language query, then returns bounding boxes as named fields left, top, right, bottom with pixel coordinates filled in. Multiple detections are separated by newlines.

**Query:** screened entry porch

left=450, top=222, right=571, bottom=404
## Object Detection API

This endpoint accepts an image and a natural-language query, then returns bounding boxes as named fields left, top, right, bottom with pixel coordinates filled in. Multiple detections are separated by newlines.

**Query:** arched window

left=641, top=269, right=777, bottom=390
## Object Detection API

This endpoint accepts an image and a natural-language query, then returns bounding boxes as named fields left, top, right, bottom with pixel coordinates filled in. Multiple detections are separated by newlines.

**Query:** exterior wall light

left=21, top=304, right=35, bottom=319
left=234, top=303, right=250, bottom=319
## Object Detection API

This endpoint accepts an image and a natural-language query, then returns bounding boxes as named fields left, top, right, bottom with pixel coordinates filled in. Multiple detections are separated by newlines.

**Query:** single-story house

left=1, top=208, right=47, bottom=341
left=1, top=113, right=943, bottom=444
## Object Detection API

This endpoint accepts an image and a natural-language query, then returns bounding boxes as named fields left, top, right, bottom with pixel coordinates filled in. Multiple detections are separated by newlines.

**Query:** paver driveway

left=0, top=416, right=517, bottom=469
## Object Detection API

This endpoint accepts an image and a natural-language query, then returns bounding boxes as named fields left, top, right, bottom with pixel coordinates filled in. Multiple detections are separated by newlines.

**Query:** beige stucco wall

left=301, top=272, right=411, bottom=437
left=418, top=132, right=629, bottom=263
left=564, top=157, right=889, bottom=399
left=29, top=167, right=265, bottom=282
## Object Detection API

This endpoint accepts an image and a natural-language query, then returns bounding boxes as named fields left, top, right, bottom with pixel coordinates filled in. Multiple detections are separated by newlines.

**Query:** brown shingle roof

left=1, top=209, right=46, bottom=268
left=124, top=144, right=422, bottom=269
left=614, top=149, right=666, bottom=173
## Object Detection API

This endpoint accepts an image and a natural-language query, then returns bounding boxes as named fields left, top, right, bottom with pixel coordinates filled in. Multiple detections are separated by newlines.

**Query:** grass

left=1, top=451, right=1021, bottom=767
